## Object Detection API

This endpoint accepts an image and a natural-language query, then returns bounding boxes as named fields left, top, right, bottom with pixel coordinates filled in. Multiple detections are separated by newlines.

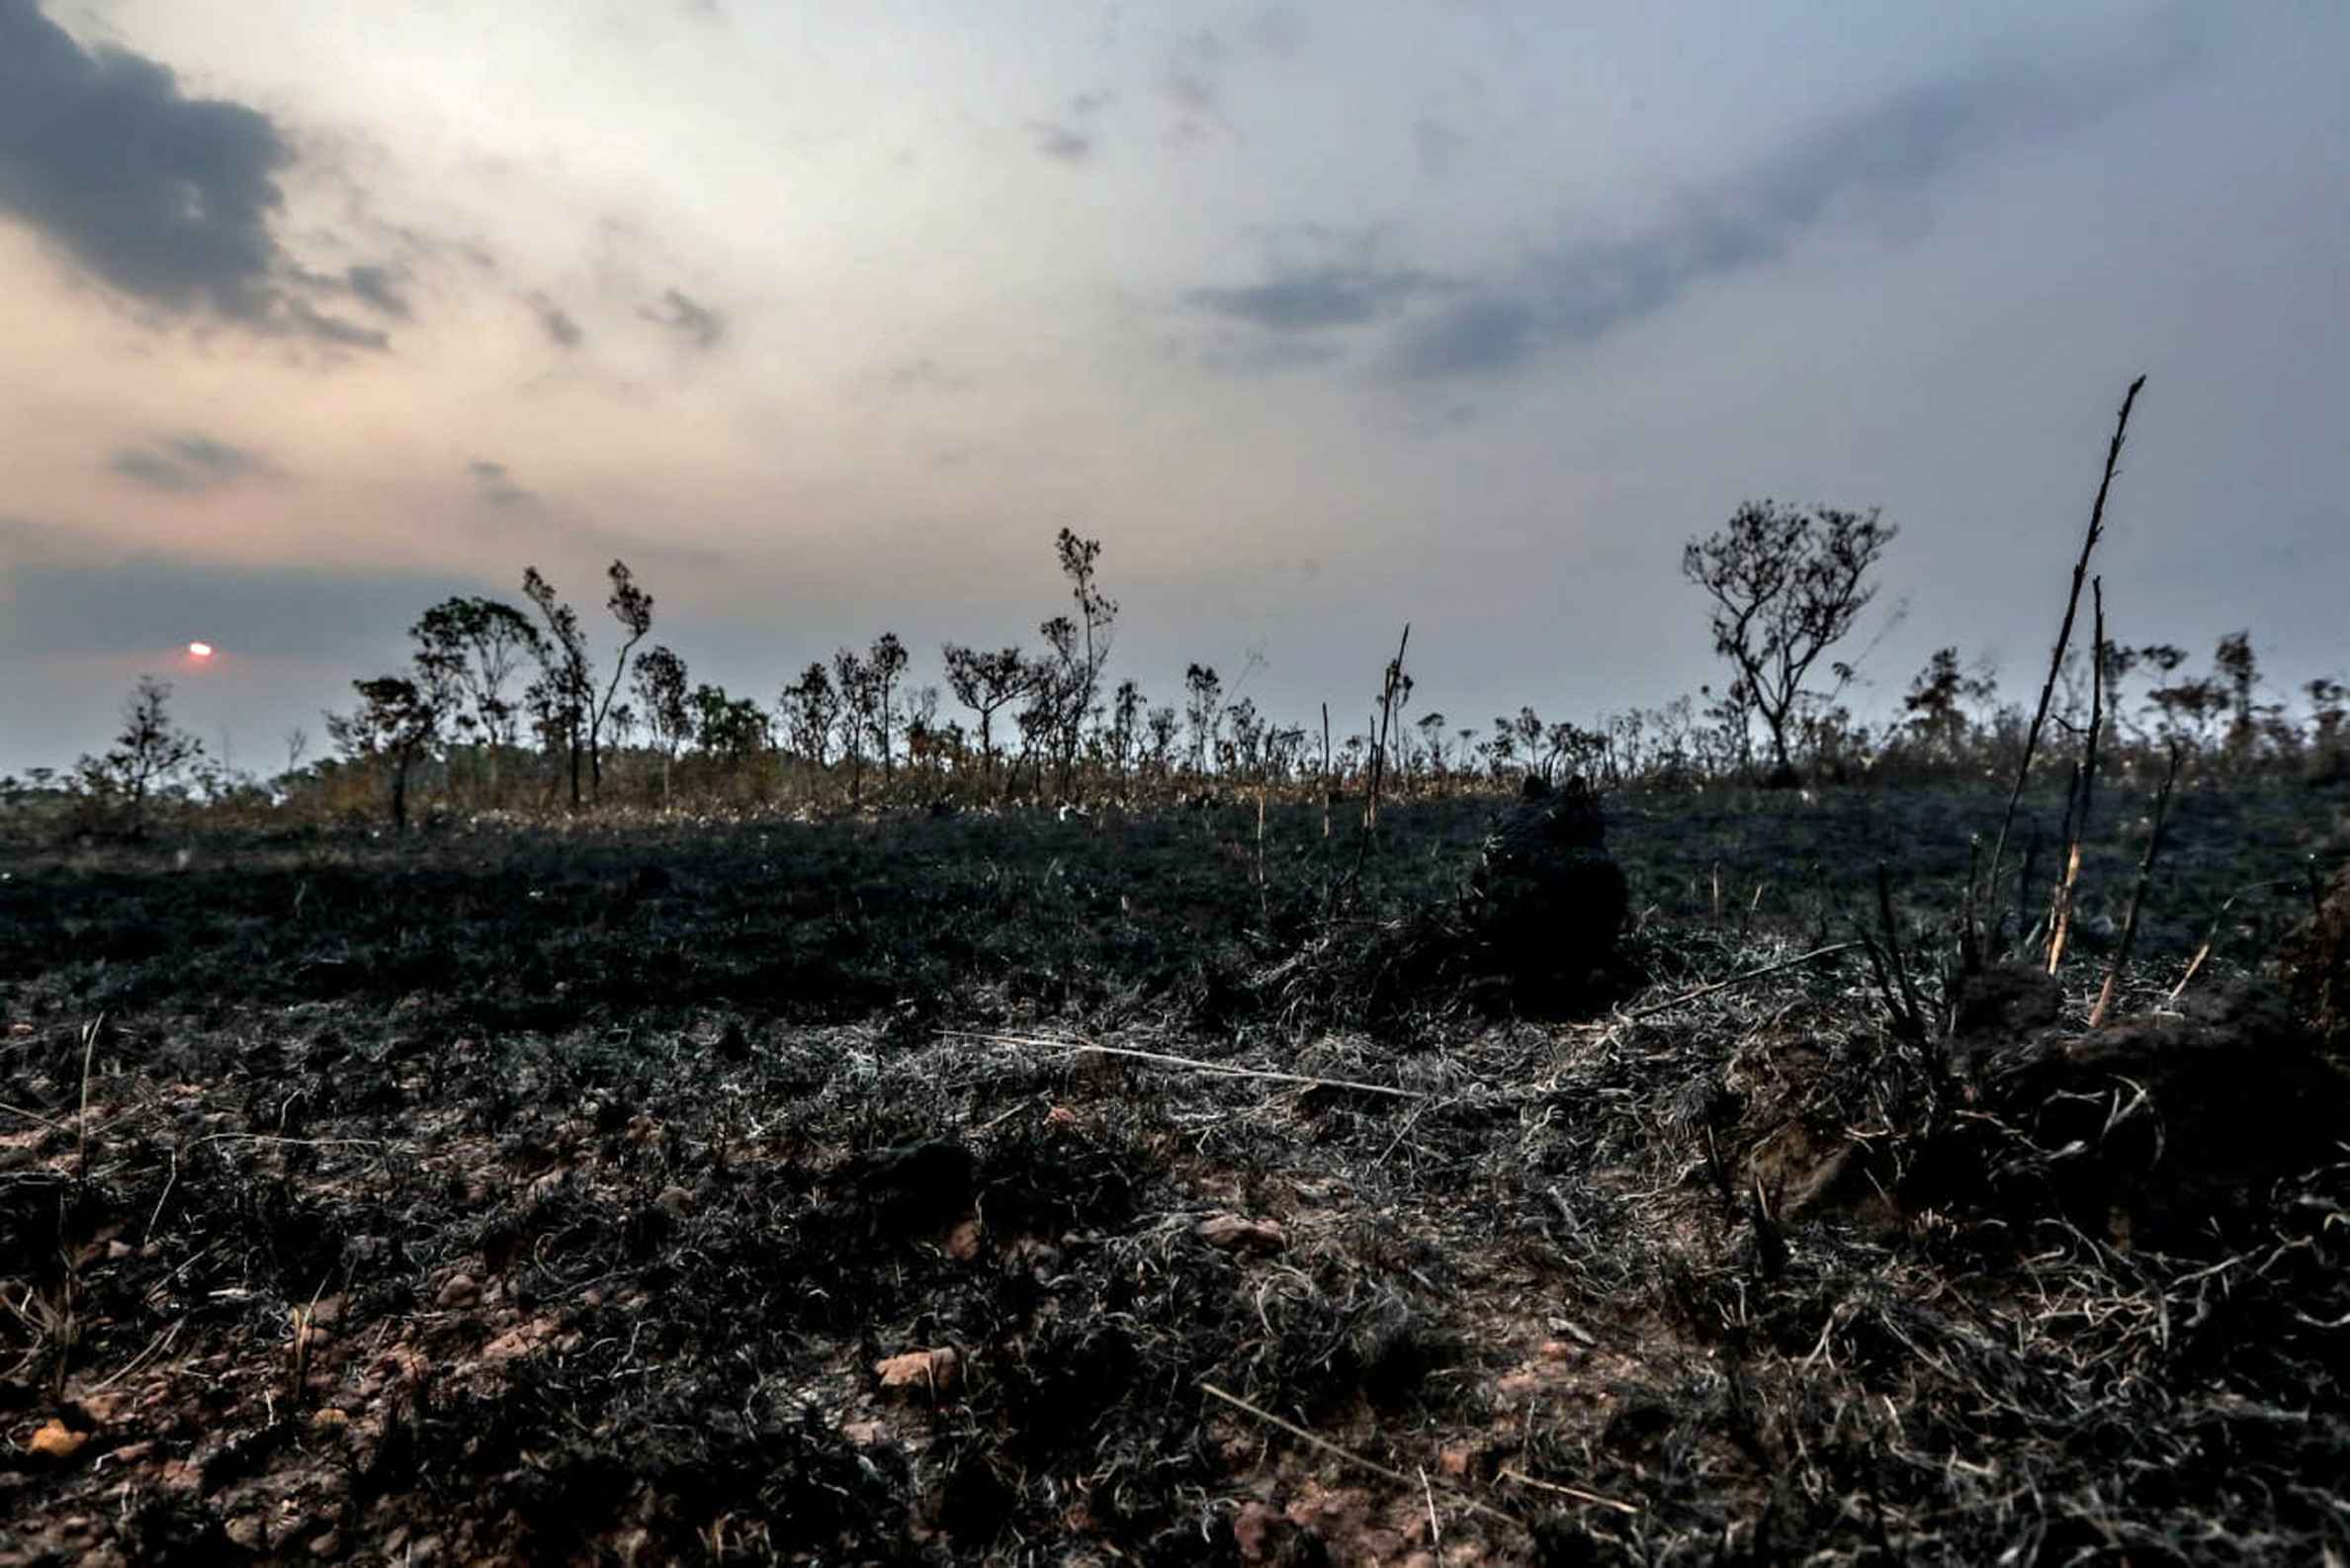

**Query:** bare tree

left=1682, top=500, right=1896, bottom=777
left=1902, top=648, right=2000, bottom=762
left=689, top=682, right=769, bottom=765
left=521, top=567, right=592, bottom=806
left=410, top=595, right=545, bottom=799
left=591, top=562, right=653, bottom=795
left=1110, top=678, right=1145, bottom=784
left=942, top=644, right=1034, bottom=785
left=75, top=676, right=205, bottom=835
left=1046, top=529, right=1117, bottom=793
left=867, top=632, right=910, bottom=780
left=325, top=666, right=453, bottom=830
left=631, top=645, right=693, bottom=804
left=1183, top=663, right=1223, bottom=775
left=831, top=647, right=877, bottom=802
left=780, top=662, right=840, bottom=778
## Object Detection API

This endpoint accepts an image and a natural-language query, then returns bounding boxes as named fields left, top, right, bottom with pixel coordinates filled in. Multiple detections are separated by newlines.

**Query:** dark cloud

left=1390, top=295, right=1539, bottom=379
left=527, top=291, right=584, bottom=348
left=1027, top=88, right=1110, bottom=164
left=1386, top=23, right=2204, bottom=379
left=1414, top=117, right=1465, bottom=179
left=642, top=287, right=725, bottom=349
left=1247, top=6, right=1308, bottom=57
left=469, top=459, right=533, bottom=509
left=108, top=434, right=267, bottom=493
left=1188, top=265, right=1444, bottom=332
left=1163, top=30, right=1231, bottom=117
left=345, top=263, right=411, bottom=319
left=1030, top=122, right=1092, bottom=163
left=885, top=358, right=968, bottom=392
left=0, top=550, right=489, bottom=660
left=0, top=0, right=383, bottom=348
left=1193, top=335, right=1347, bottom=375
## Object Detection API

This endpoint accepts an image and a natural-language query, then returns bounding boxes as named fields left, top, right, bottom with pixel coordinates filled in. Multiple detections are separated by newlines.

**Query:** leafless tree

left=326, top=664, right=455, bottom=830
left=1682, top=500, right=1897, bottom=776
left=75, top=676, right=205, bottom=835
left=943, top=644, right=1035, bottom=785
left=631, top=646, right=692, bottom=804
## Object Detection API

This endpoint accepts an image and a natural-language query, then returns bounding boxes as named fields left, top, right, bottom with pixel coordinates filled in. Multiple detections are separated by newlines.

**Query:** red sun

left=187, top=641, right=216, bottom=660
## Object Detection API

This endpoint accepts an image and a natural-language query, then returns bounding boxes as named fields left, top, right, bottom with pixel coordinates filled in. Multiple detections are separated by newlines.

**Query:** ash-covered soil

left=4, top=787, right=2347, bottom=1564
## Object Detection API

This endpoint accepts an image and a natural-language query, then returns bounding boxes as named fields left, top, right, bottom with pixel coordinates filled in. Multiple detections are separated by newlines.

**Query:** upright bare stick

left=1986, top=376, right=2145, bottom=953
left=2090, top=740, right=2182, bottom=1027
left=1361, top=625, right=1411, bottom=834
left=2046, top=577, right=2107, bottom=971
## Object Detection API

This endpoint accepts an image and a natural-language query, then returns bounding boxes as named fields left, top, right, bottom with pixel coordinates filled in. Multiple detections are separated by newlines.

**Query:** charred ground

left=3, top=780, right=2347, bottom=1564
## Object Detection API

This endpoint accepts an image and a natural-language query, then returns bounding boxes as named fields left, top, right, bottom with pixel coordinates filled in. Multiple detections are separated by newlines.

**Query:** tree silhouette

left=521, top=567, right=592, bottom=805
left=1682, top=500, right=1896, bottom=776
left=780, top=662, right=840, bottom=776
left=75, top=676, right=205, bottom=835
left=410, top=595, right=545, bottom=798
left=943, top=644, right=1035, bottom=786
left=326, top=671, right=450, bottom=830
left=631, top=645, right=692, bottom=804
left=592, top=562, right=654, bottom=796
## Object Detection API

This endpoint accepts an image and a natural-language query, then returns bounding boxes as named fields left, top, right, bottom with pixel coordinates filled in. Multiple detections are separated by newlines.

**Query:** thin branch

left=1497, top=1466, right=1643, bottom=1517
left=1203, top=1381, right=1525, bottom=1527
left=1617, top=942, right=1860, bottom=1024
left=2167, top=878, right=2306, bottom=1002
left=0, top=1101, right=67, bottom=1133
left=944, top=1032, right=1426, bottom=1100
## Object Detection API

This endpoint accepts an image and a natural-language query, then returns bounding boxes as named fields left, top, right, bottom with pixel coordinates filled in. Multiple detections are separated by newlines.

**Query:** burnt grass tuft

left=2, top=780, right=2347, bottom=1562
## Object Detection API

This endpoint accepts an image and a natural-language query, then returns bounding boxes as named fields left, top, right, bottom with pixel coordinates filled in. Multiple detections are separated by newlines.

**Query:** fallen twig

left=2167, top=878, right=2306, bottom=1002
left=1497, top=1465, right=1642, bottom=1517
left=946, top=1032, right=1426, bottom=1100
left=0, top=1100, right=67, bottom=1133
left=1616, top=941, right=1861, bottom=1024
left=1202, top=1381, right=1524, bottom=1527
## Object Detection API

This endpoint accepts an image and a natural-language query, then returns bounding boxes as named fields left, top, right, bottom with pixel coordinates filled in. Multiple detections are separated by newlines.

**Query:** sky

left=2, top=0, right=2345, bottom=778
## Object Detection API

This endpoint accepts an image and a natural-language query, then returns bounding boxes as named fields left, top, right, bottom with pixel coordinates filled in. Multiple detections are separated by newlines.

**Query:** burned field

left=4, top=782, right=2349, bottom=1564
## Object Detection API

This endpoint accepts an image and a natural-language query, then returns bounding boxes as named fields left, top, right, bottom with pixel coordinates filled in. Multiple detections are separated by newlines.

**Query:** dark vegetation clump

left=1460, top=774, right=1631, bottom=1008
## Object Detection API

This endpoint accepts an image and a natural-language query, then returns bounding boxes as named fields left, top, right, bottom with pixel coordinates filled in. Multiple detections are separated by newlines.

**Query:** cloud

left=1029, top=90, right=1110, bottom=163
left=1189, top=264, right=1446, bottom=332
left=1414, top=117, right=1466, bottom=180
left=642, top=287, right=725, bottom=349
left=884, top=357, right=976, bottom=393
left=1162, top=30, right=1230, bottom=118
left=1193, top=334, right=1347, bottom=375
left=345, top=263, right=411, bottom=319
left=0, top=548, right=490, bottom=660
left=1389, top=295, right=1539, bottom=379
left=469, top=459, right=534, bottom=509
left=1029, top=122, right=1092, bottom=163
left=0, top=0, right=383, bottom=347
left=108, top=434, right=268, bottom=493
left=1385, top=19, right=2205, bottom=379
left=527, top=291, right=584, bottom=348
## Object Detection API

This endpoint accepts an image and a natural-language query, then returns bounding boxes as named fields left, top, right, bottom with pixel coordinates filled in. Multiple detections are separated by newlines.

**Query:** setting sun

left=187, top=641, right=215, bottom=659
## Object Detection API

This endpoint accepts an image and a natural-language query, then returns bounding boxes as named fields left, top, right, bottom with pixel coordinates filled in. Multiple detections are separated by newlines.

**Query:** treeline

left=11, top=510, right=2347, bottom=835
